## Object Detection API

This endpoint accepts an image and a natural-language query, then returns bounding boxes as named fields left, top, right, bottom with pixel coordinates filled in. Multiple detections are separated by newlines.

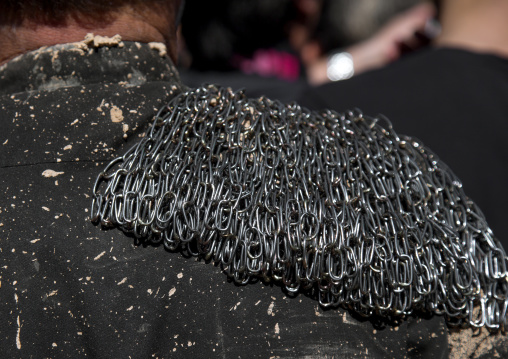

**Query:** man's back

left=0, top=37, right=450, bottom=359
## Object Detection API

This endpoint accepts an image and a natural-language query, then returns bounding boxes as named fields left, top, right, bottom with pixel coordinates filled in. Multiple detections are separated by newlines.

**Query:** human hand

left=305, top=2, right=437, bottom=86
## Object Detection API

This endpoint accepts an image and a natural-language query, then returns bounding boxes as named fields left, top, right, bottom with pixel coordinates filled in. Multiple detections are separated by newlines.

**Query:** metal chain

left=91, top=84, right=508, bottom=330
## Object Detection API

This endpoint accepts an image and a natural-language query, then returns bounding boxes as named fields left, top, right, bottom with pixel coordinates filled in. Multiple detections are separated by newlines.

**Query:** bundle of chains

left=91, top=85, right=508, bottom=330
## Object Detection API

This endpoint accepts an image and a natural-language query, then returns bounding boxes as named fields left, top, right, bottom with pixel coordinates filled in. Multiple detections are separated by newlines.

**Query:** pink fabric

left=233, top=49, right=300, bottom=81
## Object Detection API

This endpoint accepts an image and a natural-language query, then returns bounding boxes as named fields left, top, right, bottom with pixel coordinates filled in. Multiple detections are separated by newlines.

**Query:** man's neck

left=0, top=7, right=176, bottom=66
left=435, top=0, right=508, bottom=58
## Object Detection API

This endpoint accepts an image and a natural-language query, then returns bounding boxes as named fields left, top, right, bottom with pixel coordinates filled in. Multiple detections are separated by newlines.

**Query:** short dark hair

left=0, top=0, right=176, bottom=26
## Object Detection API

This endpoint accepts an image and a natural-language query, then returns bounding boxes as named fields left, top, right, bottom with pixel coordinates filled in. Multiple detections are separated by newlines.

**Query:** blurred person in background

left=179, top=0, right=439, bottom=98
left=302, top=0, right=438, bottom=85
left=300, top=0, right=508, bottom=257
left=179, top=0, right=308, bottom=101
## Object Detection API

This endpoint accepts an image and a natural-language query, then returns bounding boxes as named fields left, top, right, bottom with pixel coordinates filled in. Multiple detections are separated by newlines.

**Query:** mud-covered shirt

left=0, top=38, right=448, bottom=358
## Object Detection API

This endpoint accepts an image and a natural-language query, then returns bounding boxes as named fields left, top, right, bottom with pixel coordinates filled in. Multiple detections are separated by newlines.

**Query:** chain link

left=91, top=85, right=508, bottom=330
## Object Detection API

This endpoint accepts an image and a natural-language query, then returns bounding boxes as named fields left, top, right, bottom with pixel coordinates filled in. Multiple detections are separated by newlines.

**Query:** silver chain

left=91, top=85, right=508, bottom=331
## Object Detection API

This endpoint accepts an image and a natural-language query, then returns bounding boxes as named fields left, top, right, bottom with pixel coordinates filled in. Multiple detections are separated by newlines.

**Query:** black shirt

left=0, top=40, right=449, bottom=358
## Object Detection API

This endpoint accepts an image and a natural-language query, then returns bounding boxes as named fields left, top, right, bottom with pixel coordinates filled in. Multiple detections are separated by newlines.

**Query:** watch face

left=327, top=52, right=354, bottom=81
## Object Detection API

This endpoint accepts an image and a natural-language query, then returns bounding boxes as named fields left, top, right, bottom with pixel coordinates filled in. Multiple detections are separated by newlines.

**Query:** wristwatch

left=327, top=52, right=354, bottom=81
